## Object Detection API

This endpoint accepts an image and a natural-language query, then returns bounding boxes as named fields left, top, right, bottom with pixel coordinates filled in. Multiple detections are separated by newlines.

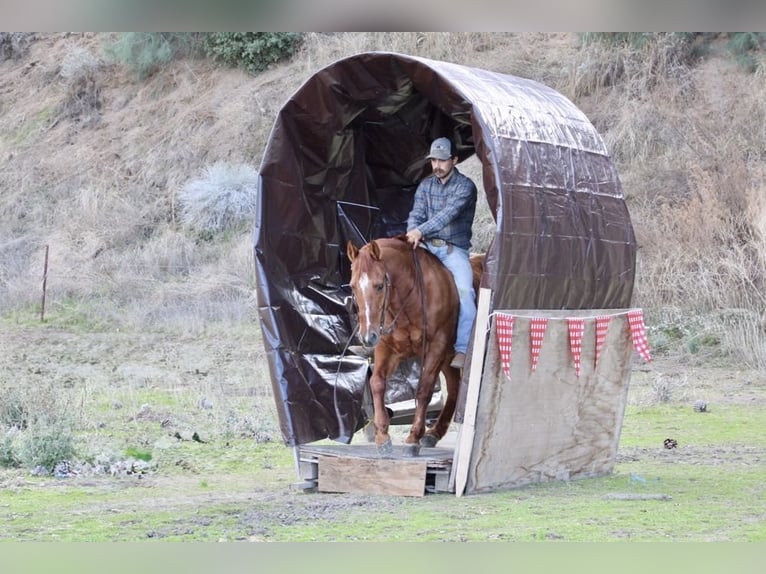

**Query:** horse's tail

left=469, top=253, right=485, bottom=295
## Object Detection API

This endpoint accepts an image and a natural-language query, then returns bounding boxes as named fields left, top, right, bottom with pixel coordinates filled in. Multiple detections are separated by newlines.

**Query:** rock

left=694, top=399, right=708, bottom=412
left=664, top=438, right=678, bottom=449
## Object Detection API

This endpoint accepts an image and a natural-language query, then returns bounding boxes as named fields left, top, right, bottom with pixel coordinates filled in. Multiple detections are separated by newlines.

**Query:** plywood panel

left=462, top=310, right=634, bottom=494
left=317, top=455, right=427, bottom=497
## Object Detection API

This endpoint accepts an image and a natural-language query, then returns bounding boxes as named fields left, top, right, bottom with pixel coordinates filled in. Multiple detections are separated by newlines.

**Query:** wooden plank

left=450, top=287, right=492, bottom=496
left=301, top=443, right=453, bottom=465
left=317, top=455, right=427, bottom=497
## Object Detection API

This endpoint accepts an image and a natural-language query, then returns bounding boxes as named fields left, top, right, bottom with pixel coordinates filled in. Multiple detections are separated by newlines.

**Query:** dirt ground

left=2, top=320, right=764, bottom=464
left=1, top=320, right=764, bottom=541
left=0, top=322, right=268, bottom=405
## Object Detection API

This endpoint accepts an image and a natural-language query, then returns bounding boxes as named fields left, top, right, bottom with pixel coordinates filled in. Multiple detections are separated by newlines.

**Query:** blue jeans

left=425, top=243, right=476, bottom=354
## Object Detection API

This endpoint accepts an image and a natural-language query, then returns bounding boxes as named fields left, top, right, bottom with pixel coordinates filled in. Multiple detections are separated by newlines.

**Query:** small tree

left=203, top=33, right=302, bottom=74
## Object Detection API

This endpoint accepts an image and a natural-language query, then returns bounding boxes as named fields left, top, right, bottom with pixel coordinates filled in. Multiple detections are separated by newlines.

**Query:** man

left=405, top=137, right=478, bottom=369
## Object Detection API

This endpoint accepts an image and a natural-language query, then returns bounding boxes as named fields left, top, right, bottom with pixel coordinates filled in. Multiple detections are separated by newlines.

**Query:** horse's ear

left=369, top=240, right=382, bottom=261
left=347, top=240, right=359, bottom=262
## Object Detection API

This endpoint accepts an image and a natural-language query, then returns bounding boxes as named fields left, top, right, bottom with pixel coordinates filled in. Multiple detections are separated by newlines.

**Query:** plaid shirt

left=407, top=167, right=477, bottom=250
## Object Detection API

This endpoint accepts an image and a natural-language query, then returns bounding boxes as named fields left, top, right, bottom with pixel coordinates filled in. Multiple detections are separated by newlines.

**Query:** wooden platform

left=297, top=443, right=454, bottom=497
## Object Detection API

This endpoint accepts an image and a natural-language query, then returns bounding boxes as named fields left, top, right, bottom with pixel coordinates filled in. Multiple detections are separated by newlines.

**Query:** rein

left=377, top=271, right=393, bottom=336
left=412, top=246, right=429, bottom=369
left=376, top=248, right=423, bottom=338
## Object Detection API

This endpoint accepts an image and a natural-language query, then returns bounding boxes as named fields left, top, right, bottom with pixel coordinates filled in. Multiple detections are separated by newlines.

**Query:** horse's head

left=347, top=239, right=389, bottom=348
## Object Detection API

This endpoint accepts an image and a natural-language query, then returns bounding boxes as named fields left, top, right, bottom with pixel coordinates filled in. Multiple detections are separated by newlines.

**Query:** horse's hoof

left=419, top=434, right=438, bottom=448
left=376, top=438, right=393, bottom=458
left=402, top=443, right=421, bottom=457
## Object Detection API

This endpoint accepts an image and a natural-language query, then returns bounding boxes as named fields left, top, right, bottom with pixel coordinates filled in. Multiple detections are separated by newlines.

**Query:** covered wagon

left=254, top=52, right=638, bottom=495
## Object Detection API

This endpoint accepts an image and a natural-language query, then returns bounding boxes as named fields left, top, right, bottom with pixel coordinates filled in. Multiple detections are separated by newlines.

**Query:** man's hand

left=405, top=229, right=422, bottom=249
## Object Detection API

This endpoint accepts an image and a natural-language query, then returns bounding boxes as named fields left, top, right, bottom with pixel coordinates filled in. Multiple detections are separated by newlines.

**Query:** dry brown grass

left=1, top=32, right=765, bottom=366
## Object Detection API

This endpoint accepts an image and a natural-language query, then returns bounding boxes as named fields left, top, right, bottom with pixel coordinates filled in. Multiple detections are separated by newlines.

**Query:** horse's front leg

left=405, top=358, right=442, bottom=446
left=368, top=365, right=393, bottom=456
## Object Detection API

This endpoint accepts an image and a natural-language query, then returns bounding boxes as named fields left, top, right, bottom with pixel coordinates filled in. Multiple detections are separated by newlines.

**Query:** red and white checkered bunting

left=495, top=313, right=515, bottom=379
left=566, top=318, right=585, bottom=377
left=627, top=309, right=652, bottom=362
left=529, top=317, right=548, bottom=372
left=595, top=315, right=612, bottom=367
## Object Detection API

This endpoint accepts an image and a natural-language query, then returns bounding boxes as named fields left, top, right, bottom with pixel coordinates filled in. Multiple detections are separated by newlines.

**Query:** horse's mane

left=381, top=234, right=409, bottom=249
left=354, top=235, right=409, bottom=271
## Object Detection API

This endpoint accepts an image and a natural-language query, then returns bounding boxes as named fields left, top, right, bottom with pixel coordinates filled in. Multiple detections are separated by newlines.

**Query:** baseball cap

left=426, top=137, right=453, bottom=160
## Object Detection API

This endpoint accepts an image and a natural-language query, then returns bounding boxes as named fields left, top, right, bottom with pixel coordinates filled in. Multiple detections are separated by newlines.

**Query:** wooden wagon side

left=452, top=292, right=638, bottom=495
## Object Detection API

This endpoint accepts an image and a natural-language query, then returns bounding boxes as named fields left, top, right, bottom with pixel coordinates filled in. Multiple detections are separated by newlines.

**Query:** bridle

left=369, top=247, right=428, bottom=346
left=375, top=269, right=395, bottom=337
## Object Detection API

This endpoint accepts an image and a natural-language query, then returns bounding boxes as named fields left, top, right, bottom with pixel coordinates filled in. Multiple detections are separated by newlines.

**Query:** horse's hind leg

left=420, top=364, right=460, bottom=447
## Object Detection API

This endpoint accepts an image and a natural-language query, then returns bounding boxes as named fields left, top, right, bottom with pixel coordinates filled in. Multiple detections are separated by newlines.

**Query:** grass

left=260, top=460, right=765, bottom=542
left=1, top=365, right=763, bottom=542
left=620, top=403, right=766, bottom=447
left=1, top=439, right=296, bottom=542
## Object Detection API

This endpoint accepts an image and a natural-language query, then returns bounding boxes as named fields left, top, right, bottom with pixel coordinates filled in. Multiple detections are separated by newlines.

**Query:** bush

left=0, top=386, right=27, bottom=429
left=60, top=46, right=102, bottom=81
left=178, top=162, right=259, bottom=234
left=0, top=32, right=33, bottom=61
left=105, top=33, right=203, bottom=80
left=203, top=33, right=302, bottom=74
left=59, top=48, right=104, bottom=126
left=1, top=382, right=78, bottom=472
left=727, top=33, right=766, bottom=72
left=18, top=417, right=76, bottom=472
left=1, top=429, right=21, bottom=468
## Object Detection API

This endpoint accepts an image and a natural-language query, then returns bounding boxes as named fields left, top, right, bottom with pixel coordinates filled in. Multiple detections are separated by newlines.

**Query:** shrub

left=105, top=33, right=203, bottom=80
left=60, top=46, right=102, bottom=81
left=0, top=386, right=27, bottom=429
left=0, top=32, right=34, bottom=61
left=727, top=33, right=766, bottom=72
left=178, top=162, right=259, bottom=234
left=59, top=49, right=104, bottom=126
left=18, top=417, right=76, bottom=472
left=1, top=429, right=21, bottom=468
left=1, top=382, right=78, bottom=472
left=203, top=33, right=302, bottom=74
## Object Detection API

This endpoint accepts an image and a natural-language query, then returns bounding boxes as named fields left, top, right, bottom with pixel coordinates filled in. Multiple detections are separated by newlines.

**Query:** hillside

left=2, top=34, right=766, bottom=545
left=1, top=32, right=765, bottom=367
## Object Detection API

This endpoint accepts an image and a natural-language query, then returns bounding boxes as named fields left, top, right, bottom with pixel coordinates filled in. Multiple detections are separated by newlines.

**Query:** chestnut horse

left=346, top=235, right=483, bottom=454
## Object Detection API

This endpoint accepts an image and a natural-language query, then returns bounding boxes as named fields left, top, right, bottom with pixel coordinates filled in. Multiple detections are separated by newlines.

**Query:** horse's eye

left=375, top=283, right=384, bottom=292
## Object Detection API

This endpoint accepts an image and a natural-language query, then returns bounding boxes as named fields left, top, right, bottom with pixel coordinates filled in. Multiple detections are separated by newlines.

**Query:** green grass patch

left=620, top=404, right=766, bottom=448
left=124, top=447, right=151, bottom=461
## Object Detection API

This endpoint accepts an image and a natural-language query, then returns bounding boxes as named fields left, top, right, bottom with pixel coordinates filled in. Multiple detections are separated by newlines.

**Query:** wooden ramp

left=297, top=443, right=454, bottom=497
left=292, top=304, right=639, bottom=498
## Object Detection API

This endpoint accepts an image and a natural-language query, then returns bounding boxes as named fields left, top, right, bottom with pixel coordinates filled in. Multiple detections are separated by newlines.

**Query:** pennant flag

left=567, top=317, right=585, bottom=377
left=529, top=317, right=548, bottom=372
left=496, top=313, right=515, bottom=379
left=627, top=309, right=652, bottom=362
left=594, top=315, right=612, bottom=367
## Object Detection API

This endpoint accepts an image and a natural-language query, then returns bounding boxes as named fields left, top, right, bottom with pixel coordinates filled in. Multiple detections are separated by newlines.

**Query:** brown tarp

left=254, top=52, right=636, bottom=446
